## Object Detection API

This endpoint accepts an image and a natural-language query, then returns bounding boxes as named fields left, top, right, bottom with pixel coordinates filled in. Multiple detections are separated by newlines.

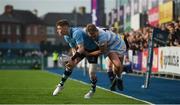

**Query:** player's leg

left=116, top=56, right=124, bottom=91
left=53, top=56, right=84, bottom=96
left=108, top=52, right=124, bottom=91
left=106, top=58, right=115, bottom=83
left=84, top=56, right=98, bottom=99
left=84, top=63, right=97, bottom=99
left=89, top=63, right=97, bottom=92
left=106, top=58, right=116, bottom=91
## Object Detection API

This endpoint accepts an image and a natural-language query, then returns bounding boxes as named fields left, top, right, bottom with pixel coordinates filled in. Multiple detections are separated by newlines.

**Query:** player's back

left=64, top=27, right=98, bottom=51
left=81, top=28, right=99, bottom=51
left=98, top=28, right=126, bottom=50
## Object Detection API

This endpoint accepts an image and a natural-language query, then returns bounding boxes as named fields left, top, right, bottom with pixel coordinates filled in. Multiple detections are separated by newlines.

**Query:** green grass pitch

left=0, top=70, right=147, bottom=104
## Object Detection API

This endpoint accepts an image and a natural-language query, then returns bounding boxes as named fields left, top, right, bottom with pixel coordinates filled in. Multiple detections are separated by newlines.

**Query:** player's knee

left=89, top=64, right=97, bottom=71
left=89, top=70, right=96, bottom=79
left=114, top=63, right=122, bottom=70
left=107, top=63, right=112, bottom=69
left=114, top=60, right=122, bottom=67
left=89, top=64, right=97, bottom=79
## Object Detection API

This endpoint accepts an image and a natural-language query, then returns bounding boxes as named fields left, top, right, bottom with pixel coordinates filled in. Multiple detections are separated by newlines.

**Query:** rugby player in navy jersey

left=53, top=20, right=99, bottom=99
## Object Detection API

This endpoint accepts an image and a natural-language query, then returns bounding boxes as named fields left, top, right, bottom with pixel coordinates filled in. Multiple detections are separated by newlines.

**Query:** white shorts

left=104, top=45, right=127, bottom=58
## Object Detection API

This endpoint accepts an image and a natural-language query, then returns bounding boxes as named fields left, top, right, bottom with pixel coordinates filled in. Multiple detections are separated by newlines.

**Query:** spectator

left=52, top=50, right=59, bottom=68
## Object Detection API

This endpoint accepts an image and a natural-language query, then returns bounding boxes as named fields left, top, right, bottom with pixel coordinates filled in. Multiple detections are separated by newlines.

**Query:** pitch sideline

left=46, top=70, right=153, bottom=105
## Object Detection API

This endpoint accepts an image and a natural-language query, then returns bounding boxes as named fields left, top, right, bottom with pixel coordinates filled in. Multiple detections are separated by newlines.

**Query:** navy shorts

left=80, top=48, right=99, bottom=64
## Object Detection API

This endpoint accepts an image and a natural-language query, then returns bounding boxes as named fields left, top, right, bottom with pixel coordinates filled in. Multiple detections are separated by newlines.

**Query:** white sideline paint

left=0, top=88, right=53, bottom=90
left=46, top=71, right=153, bottom=105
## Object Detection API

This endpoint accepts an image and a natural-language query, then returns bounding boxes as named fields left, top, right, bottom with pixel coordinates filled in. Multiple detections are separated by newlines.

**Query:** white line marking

left=45, top=70, right=154, bottom=104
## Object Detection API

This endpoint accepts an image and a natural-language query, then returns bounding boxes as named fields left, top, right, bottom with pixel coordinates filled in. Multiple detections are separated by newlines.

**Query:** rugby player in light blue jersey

left=85, top=24, right=126, bottom=91
left=53, top=20, right=99, bottom=99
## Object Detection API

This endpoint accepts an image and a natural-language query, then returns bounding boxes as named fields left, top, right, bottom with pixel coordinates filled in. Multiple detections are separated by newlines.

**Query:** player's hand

left=84, top=51, right=90, bottom=56
left=71, top=48, right=77, bottom=55
left=65, top=63, right=72, bottom=69
left=65, top=60, right=74, bottom=69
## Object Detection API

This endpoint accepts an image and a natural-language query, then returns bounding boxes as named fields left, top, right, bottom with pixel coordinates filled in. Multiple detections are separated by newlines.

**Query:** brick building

left=0, top=5, right=46, bottom=44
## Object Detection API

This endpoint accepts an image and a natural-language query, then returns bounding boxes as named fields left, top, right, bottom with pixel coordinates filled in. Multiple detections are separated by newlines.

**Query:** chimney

left=78, top=6, right=86, bottom=15
left=4, top=5, right=13, bottom=14
left=33, top=9, right=38, bottom=16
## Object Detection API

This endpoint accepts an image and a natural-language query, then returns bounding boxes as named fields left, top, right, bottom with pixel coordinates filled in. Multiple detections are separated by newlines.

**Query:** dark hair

left=56, top=19, right=69, bottom=27
left=86, top=24, right=98, bottom=33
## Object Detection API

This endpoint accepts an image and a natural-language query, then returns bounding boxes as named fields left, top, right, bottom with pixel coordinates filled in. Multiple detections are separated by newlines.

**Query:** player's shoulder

left=63, top=35, right=71, bottom=42
left=72, top=27, right=84, bottom=35
left=71, top=27, right=85, bottom=39
left=72, top=27, right=83, bottom=33
left=98, top=28, right=108, bottom=37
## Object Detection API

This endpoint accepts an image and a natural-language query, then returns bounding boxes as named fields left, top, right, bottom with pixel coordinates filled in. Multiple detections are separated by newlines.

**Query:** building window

left=39, top=25, right=45, bottom=35
left=47, top=26, right=55, bottom=35
left=34, top=26, right=38, bottom=35
left=26, top=27, right=31, bottom=35
left=1, top=24, right=5, bottom=35
left=16, top=25, right=20, bottom=35
left=7, top=25, right=11, bottom=35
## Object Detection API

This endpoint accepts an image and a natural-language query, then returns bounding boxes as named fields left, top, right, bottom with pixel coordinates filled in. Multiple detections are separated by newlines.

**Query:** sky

left=0, top=0, right=116, bottom=16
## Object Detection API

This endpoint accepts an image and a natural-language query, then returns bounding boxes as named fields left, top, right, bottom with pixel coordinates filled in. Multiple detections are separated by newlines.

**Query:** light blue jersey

left=64, top=28, right=98, bottom=51
left=95, top=28, right=127, bottom=57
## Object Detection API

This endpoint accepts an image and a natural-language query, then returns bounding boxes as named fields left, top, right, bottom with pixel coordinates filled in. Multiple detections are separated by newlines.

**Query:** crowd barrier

left=0, top=56, right=42, bottom=69
left=46, top=47, right=180, bottom=76
left=132, top=47, right=180, bottom=75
